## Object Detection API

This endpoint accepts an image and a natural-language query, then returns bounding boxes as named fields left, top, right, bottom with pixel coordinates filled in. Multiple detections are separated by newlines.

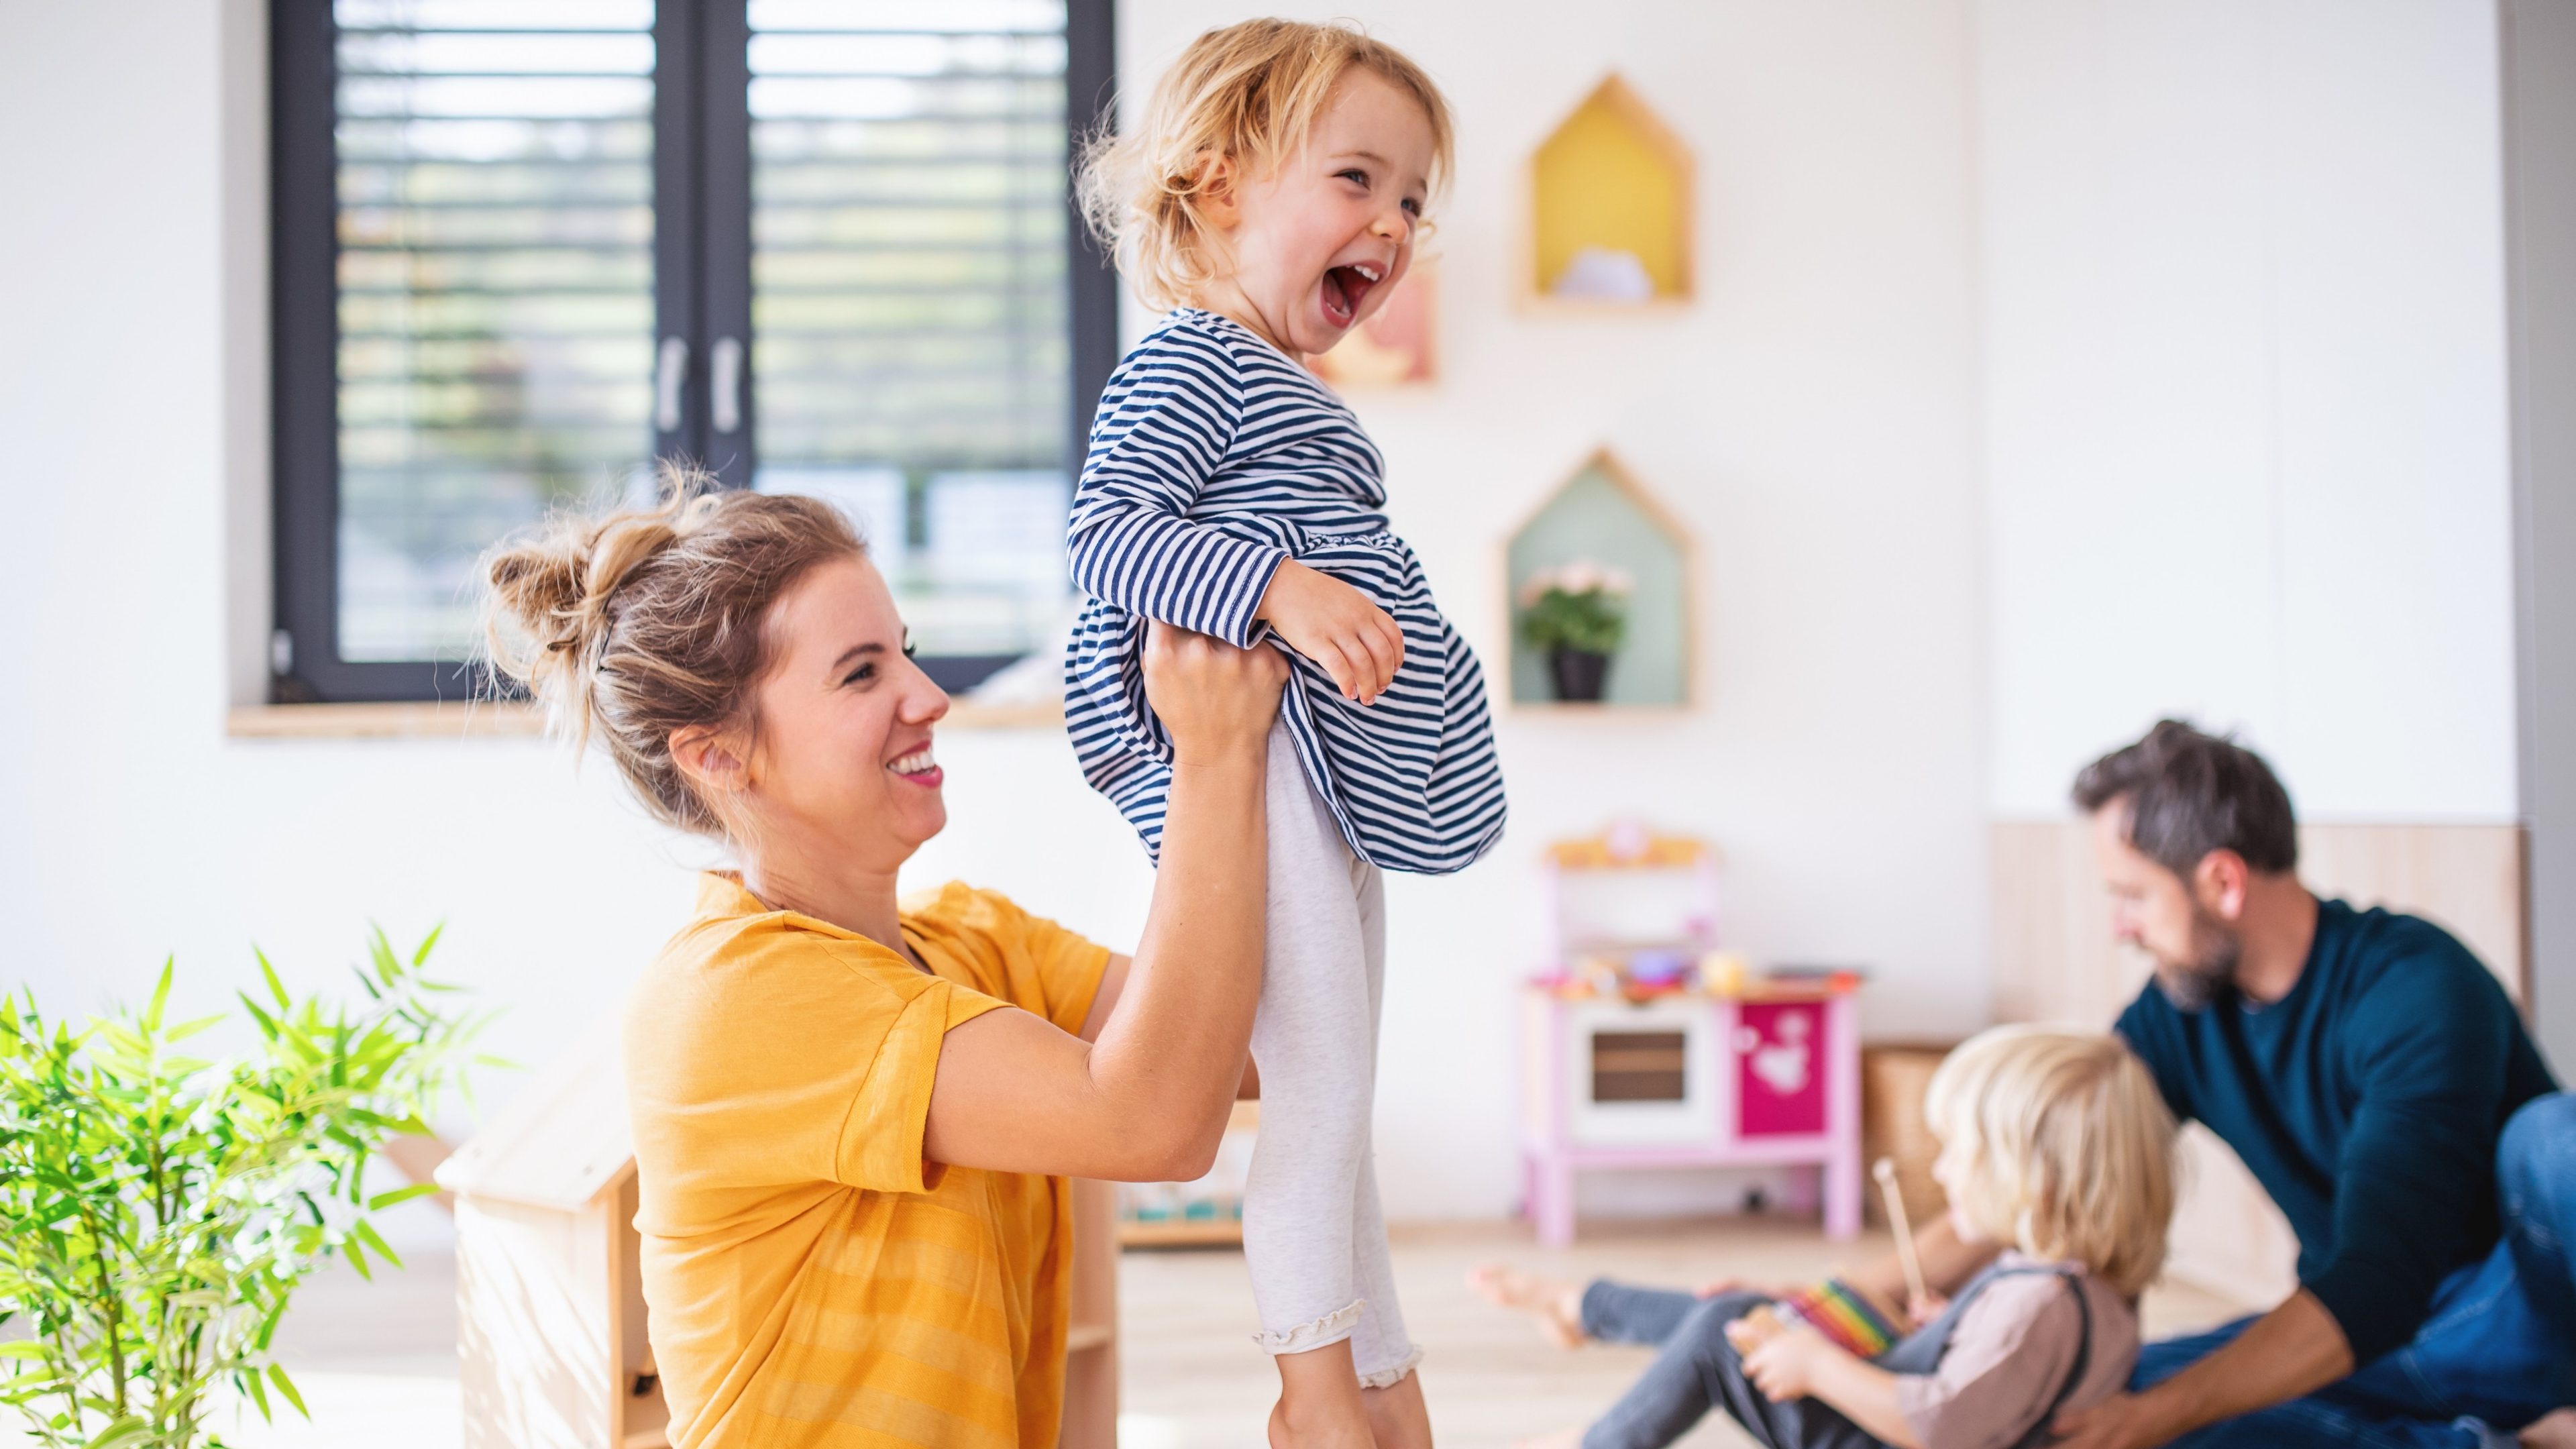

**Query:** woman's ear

left=671, top=722, right=751, bottom=801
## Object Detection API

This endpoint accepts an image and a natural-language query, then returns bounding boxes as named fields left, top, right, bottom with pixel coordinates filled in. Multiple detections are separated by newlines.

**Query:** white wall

left=0, top=0, right=1990, bottom=1230
left=1980, top=0, right=2520, bottom=822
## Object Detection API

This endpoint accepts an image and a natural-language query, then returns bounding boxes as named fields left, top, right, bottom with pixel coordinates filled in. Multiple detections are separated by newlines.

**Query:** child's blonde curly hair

left=1077, top=18, right=1453, bottom=311
left=1925, top=1025, right=2179, bottom=1297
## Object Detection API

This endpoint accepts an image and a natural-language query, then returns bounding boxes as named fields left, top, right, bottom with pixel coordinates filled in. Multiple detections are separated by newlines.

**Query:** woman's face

left=737, top=553, right=950, bottom=871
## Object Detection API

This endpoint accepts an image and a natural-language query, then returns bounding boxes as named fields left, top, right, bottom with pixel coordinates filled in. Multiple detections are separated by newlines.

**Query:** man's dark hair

left=2071, top=719, right=2299, bottom=879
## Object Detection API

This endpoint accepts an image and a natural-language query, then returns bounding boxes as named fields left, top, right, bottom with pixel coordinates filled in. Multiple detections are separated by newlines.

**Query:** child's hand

left=1256, top=560, right=1404, bottom=704
left=1904, top=1290, right=1950, bottom=1329
left=1722, top=1305, right=1788, bottom=1354
left=1739, top=1324, right=1835, bottom=1402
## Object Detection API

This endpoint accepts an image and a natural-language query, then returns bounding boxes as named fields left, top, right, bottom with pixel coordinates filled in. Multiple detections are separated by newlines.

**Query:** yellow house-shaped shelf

left=1505, top=448, right=1695, bottom=708
left=1526, top=75, right=1695, bottom=307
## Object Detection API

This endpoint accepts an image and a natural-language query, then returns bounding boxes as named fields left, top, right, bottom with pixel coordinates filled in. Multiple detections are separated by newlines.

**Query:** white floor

left=198, top=1217, right=2241, bottom=1448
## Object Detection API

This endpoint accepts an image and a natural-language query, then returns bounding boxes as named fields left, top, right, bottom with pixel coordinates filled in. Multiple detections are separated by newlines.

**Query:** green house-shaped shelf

left=1505, top=449, right=1695, bottom=708
left=1526, top=75, right=1695, bottom=307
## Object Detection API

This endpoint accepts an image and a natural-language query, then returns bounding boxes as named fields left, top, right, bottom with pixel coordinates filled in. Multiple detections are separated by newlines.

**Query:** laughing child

left=1064, top=19, right=1505, bottom=1448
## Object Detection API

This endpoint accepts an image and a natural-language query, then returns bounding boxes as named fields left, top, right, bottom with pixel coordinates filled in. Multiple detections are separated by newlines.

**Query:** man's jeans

left=2135, top=1093, right=2576, bottom=1448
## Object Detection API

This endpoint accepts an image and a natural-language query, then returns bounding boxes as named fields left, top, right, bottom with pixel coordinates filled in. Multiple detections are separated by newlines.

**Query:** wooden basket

left=1860, top=1043, right=1954, bottom=1231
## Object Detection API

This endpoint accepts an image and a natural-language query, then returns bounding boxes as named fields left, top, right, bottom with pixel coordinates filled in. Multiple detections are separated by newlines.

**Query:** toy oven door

left=1565, top=997, right=1722, bottom=1148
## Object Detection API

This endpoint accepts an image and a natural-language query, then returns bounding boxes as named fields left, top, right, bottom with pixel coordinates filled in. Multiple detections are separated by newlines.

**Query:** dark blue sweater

left=2115, top=899, right=2558, bottom=1364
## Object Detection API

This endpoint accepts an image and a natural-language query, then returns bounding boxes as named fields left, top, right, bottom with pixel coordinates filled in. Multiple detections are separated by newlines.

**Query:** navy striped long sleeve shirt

left=1063, top=308, right=1507, bottom=874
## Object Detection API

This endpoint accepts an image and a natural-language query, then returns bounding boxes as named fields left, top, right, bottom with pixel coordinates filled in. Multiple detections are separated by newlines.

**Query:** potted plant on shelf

left=1518, top=560, right=1633, bottom=702
left=0, top=929, right=487, bottom=1448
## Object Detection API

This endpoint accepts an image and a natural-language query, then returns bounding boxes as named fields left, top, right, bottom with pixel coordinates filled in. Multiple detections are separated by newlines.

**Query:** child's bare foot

left=1511, top=1430, right=1584, bottom=1449
left=1270, top=1340, right=1374, bottom=1449
left=1361, top=1369, right=1433, bottom=1449
left=2522, top=1409, right=2576, bottom=1448
left=1468, top=1263, right=1587, bottom=1348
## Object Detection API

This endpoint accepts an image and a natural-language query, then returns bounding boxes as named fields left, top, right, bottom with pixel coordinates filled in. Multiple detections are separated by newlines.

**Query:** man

left=2049, top=720, right=2574, bottom=1449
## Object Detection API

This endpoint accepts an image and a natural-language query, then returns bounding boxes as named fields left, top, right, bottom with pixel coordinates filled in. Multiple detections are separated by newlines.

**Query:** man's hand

left=1739, top=1324, right=1836, bottom=1402
left=2051, top=1390, right=2184, bottom=1449
left=1256, top=559, right=1403, bottom=704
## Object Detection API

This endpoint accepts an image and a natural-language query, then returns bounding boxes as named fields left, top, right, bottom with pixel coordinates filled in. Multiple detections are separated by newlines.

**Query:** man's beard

left=2153, top=911, right=2243, bottom=1012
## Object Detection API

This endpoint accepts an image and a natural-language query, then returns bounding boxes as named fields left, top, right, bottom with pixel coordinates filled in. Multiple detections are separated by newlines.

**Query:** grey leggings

left=1240, top=717, right=1418, bottom=1387
left=1577, top=1283, right=1884, bottom=1449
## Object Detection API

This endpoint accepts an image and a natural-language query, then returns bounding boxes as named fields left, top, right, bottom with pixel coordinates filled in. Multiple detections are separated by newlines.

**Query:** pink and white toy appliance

left=1519, top=823, right=1862, bottom=1246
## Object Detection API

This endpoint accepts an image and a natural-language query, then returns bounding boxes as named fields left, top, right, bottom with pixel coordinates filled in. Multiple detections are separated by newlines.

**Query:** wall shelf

left=1505, top=448, right=1695, bottom=709
left=1525, top=75, right=1695, bottom=308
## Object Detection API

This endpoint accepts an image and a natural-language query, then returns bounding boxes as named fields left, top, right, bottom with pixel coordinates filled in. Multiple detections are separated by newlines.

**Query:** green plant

left=1517, top=560, right=1634, bottom=656
left=0, top=930, right=488, bottom=1448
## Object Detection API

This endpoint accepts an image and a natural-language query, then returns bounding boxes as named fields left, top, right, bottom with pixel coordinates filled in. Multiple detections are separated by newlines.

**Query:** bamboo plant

left=0, top=930, right=486, bottom=1448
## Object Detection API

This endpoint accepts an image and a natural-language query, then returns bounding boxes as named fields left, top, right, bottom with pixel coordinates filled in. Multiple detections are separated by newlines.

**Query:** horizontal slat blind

left=748, top=0, right=1073, bottom=661
left=333, top=0, right=657, bottom=662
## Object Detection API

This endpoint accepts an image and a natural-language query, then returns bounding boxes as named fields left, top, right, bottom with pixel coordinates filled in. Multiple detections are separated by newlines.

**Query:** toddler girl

left=1065, top=18, right=1504, bottom=1447
left=1477, top=1026, right=2178, bottom=1449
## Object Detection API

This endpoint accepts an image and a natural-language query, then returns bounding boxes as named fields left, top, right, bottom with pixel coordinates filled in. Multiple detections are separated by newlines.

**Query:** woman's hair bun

left=478, top=464, right=862, bottom=837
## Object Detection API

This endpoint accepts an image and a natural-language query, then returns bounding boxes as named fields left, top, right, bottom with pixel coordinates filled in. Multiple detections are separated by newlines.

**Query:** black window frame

left=269, top=0, right=1120, bottom=703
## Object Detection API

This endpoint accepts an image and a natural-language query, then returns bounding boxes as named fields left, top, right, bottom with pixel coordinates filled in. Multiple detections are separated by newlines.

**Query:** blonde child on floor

left=1474, top=1026, right=2179, bottom=1449
left=1064, top=20, right=1505, bottom=1449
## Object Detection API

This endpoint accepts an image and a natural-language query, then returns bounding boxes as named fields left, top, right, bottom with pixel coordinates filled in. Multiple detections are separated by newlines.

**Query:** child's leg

left=1342, top=857, right=1424, bottom=1391
left=1578, top=1293, right=1875, bottom=1449
left=1244, top=719, right=1377, bottom=1414
left=1576, top=1282, right=1708, bottom=1347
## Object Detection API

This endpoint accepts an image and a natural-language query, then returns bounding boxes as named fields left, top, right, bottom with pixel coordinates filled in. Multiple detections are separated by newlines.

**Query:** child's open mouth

left=1320, top=262, right=1384, bottom=328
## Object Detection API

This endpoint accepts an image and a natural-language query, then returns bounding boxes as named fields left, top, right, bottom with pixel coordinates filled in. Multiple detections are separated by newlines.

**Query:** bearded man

left=2051, top=720, right=2573, bottom=1449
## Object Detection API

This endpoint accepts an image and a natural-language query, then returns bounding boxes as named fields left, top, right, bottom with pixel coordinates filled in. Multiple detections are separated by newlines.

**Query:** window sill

left=225, top=698, right=1067, bottom=739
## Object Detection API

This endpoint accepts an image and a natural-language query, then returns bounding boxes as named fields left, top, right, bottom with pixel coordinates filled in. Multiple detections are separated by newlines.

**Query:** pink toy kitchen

left=1519, top=822, right=1864, bottom=1246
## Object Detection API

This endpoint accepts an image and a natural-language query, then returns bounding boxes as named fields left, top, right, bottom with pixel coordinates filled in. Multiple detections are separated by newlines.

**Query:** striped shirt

left=1063, top=308, right=1507, bottom=875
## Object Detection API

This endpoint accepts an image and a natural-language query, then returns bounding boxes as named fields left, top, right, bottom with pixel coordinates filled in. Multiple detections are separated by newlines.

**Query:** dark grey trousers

left=1575, top=1283, right=1886, bottom=1449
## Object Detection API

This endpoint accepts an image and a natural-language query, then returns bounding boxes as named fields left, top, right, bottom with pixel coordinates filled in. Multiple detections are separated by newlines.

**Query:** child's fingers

left=1316, top=637, right=1367, bottom=700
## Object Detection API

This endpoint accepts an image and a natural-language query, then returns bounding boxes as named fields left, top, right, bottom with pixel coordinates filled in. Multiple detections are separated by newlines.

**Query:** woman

left=482, top=476, right=1287, bottom=1448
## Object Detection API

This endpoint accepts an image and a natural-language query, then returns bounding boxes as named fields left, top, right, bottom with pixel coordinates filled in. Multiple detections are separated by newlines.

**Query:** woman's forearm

left=1083, top=748, right=1270, bottom=1173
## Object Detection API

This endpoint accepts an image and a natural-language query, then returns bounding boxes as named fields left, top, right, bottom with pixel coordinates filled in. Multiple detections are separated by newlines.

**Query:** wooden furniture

left=1989, top=818, right=2529, bottom=1309
left=1504, top=449, right=1696, bottom=709
left=1517, top=827, right=1864, bottom=1245
left=1858, top=1043, right=1953, bottom=1232
left=1118, top=1099, right=1260, bottom=1248
left=438, top=1028, right=1118, bottom=1448
left=1525, top=74, right=1695, bottom=307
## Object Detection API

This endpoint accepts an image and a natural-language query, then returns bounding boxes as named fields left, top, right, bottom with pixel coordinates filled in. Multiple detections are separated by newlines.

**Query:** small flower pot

left=1549, top=647, right=1613, bottom=702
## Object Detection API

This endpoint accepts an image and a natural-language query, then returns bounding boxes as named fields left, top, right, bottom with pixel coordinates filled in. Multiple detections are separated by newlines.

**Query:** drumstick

left=1874, top=1157, right=1929, bottom=1309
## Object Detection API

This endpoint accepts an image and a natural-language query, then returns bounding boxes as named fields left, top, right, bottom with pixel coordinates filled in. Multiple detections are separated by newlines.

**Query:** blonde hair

left=1077, top=18, right=1454, bottom=310
left=478, top=464, right=863, bottom=837
left=1923, top=1026, right=2178, bottom=1297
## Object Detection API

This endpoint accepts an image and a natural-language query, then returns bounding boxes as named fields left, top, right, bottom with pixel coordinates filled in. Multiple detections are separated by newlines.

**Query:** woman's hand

left=1143, top=621, right=1287, bottom=763
left=1255, top=559, right=1403, bottom=704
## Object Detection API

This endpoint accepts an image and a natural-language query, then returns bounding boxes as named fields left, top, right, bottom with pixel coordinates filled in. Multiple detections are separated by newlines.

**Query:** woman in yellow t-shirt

left=480, top=476, right=1287, bottom=1449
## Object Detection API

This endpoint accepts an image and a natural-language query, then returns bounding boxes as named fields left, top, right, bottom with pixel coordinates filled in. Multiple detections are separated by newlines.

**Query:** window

left=270, top=0, right=1116, bottom=702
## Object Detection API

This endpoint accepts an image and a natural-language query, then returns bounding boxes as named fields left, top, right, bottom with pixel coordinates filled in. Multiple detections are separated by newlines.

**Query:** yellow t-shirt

left=625, top=873, right=1112, bottom=1448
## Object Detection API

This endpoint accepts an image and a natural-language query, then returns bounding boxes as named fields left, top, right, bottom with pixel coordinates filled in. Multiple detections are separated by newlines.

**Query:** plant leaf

left=366, top=1182, right=441, bottom=1212
left=258, top=949, right=291, bottom=1014
left=240, top=1366, right=271, bottom=1422
left=268, top=1365, right=310, bottom=1419
left=411, top=922, right=445, bottom=969
left=144, top=960, right=174, bottom=1033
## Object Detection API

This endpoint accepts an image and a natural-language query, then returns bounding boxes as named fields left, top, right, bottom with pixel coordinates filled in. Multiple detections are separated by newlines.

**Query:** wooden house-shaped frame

left=437, top=1030, right=1119, bottom=1449
left=1503, top=447, right=1699, bottom=710
left=1523, top=74, right=1696, bottom=309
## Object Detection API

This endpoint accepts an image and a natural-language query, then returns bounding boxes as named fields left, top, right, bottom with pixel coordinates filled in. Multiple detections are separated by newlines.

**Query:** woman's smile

left=888, top=740, right=943, bottom=790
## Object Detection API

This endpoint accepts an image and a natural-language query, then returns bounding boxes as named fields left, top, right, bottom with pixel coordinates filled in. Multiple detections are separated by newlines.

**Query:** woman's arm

left=922, top=624, right=1283, bottom=1181
left=1079, top=956, right=1258, bottom=1099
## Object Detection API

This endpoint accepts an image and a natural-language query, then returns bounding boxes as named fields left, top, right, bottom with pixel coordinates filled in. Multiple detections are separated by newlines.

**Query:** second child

left=1475, top=1026, right=2180, bottom=1449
